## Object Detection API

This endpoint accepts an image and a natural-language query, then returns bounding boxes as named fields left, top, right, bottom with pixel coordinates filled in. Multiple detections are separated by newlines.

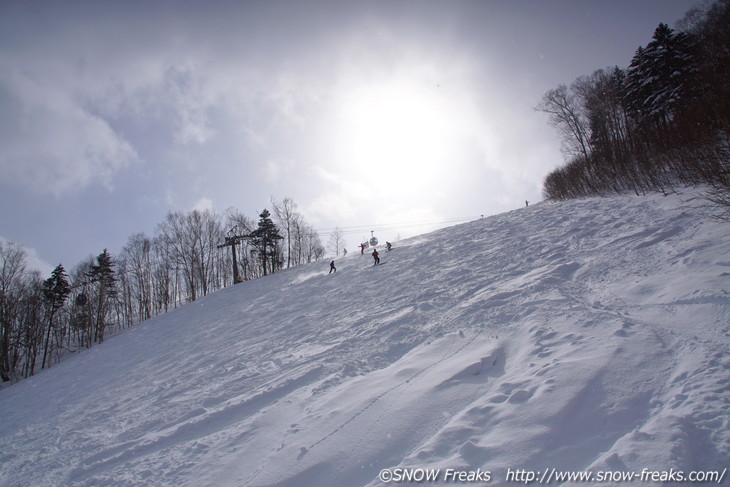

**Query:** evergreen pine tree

left=625, top=23, right=697, bottom=130
left=89, top=249, right=117, bottom=343
left=41, top=264, right=70, bottom=369
left=248, top=210, right=284, bottom=276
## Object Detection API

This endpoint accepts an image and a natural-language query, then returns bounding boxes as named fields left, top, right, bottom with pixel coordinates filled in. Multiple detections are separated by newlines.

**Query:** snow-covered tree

left=624, top=23, right=697, bottom=130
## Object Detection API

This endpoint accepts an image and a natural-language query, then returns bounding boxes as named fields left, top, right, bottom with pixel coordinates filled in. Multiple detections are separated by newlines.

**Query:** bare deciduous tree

left=271, top=197, right=301, bottom=269
left=536, top=84, right=592, bottom=162
left=327, top=227, right=346, bottom=257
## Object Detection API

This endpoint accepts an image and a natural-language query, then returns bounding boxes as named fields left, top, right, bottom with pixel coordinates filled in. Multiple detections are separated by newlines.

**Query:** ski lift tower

left=218, top=226, right=245, bottom=284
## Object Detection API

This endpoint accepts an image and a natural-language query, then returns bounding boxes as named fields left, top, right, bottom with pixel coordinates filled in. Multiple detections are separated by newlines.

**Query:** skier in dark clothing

left=386, top=241, right=392, bottom=251
left=372, top=249, right=380, bottom=265
left=329, top=260, right=336, bottom=274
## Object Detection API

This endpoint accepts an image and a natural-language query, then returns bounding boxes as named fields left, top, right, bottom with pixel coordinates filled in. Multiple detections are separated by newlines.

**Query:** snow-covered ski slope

left=1, top=190, right=728, bottom=487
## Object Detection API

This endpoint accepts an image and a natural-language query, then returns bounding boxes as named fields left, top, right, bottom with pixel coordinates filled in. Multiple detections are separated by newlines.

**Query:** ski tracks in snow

left=1, top=190, right=728, bottom=487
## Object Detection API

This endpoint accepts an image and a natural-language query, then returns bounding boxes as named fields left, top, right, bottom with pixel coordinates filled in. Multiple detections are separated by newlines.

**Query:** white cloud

left=0, top=20, right=235, bottom=196
left=0, top=236, right=54, bottom=277
left=162, top=63, right=217, bottom=145
left=0, top=68, right=140, bottom=195
left=192, top=197, right=214, bottom=212
left=306, top=166, right=368, bottom=224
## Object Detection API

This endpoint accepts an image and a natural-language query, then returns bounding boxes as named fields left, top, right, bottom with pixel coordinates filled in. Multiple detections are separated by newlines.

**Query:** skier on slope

left=329, top=260, right=336, bottom=274
left=372, top=249, right=380, bottom=265
left=386, top=241, right=392, bottom=251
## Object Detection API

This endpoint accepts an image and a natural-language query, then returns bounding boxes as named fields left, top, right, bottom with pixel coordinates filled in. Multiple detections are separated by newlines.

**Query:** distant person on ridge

left=360, top=243, right=365, bottom=255
left=372, top=249, right=380, bottom=265
left=386, top=241, right=392, bottom=251
left=329, top=260, right=336, bottom=274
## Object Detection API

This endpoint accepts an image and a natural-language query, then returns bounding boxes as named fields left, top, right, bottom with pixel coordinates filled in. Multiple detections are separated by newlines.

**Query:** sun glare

left=335, top=79, right=456, bottom=196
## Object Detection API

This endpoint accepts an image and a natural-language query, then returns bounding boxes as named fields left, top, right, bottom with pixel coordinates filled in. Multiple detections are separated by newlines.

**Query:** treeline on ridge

left=537, top=0, right=729, bottom=209
left=0, top=197, right=325, bottom=384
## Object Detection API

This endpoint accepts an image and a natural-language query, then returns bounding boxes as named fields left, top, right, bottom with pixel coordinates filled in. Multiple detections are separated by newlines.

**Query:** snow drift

left=0, top=190, right=728, bottom=486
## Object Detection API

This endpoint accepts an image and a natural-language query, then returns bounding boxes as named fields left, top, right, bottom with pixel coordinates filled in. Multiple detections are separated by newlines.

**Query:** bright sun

left=335, top=79, right=456, bottom=194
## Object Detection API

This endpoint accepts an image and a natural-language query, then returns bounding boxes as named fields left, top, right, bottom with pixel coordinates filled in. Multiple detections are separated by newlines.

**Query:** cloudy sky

left=0, top=0, right=699, bottom=273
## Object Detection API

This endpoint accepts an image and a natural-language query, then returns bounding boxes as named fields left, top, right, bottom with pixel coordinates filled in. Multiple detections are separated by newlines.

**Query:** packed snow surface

left=1, top=191, right=728, bottom=486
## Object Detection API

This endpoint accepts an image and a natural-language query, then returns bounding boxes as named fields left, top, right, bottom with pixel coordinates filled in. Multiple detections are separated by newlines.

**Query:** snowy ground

left=1, top=190, right=728, bottom=486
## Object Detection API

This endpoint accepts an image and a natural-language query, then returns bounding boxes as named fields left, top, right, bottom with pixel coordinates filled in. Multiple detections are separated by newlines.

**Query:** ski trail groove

left=69, top=366, right=326, bottom=483
left=306, top=327, right=488, bottom=453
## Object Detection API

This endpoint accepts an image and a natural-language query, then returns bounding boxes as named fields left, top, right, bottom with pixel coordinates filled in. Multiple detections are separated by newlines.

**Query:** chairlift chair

left=75, top=293, right=88, bottom=307
left=369, top=230, right=378, bottom=247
